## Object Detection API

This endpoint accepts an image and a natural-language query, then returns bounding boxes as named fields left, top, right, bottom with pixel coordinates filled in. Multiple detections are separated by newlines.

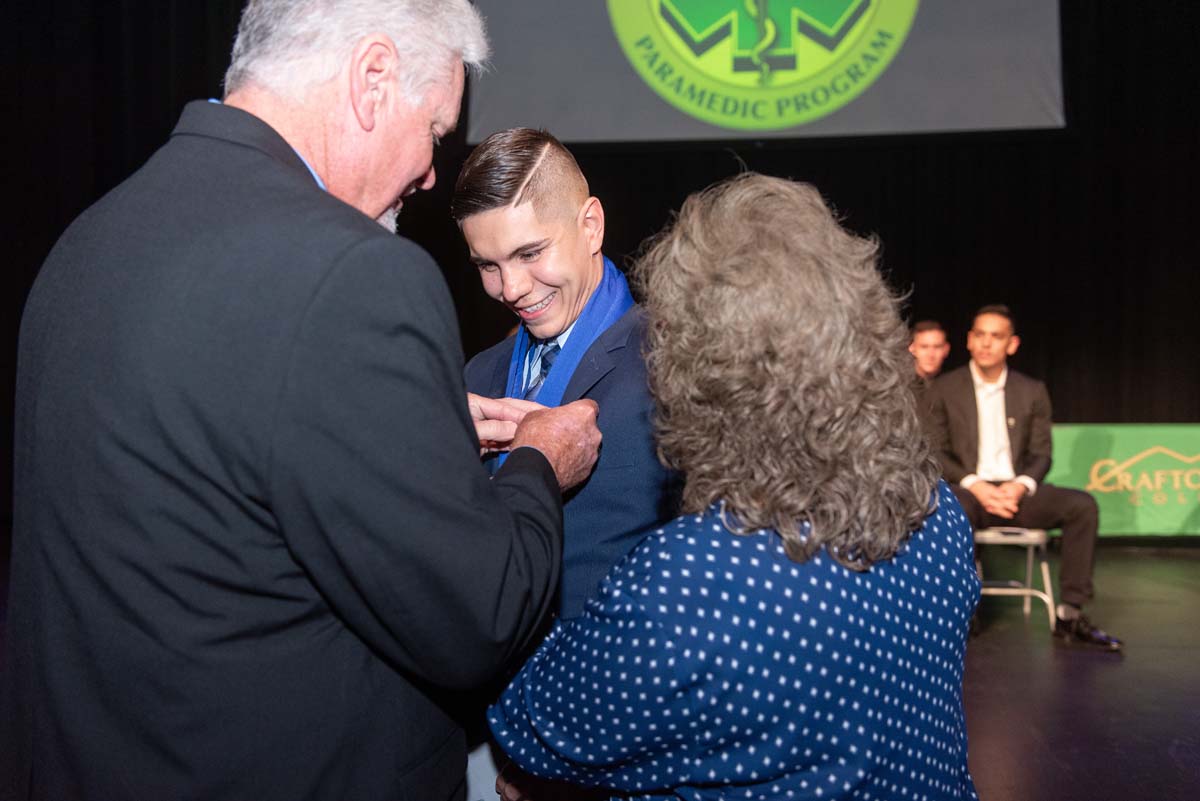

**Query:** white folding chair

left=974, top=527, right=1056, bottom=629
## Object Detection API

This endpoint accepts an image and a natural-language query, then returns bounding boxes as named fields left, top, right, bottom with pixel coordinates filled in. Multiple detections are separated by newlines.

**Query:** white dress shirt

left=959, top=362, right=1038, bottom=496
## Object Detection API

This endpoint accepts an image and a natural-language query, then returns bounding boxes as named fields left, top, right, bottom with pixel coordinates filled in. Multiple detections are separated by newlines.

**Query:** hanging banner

left=468, top=0, right=1064, bottom=142
left=1047, top=425, right=1200, bottom=536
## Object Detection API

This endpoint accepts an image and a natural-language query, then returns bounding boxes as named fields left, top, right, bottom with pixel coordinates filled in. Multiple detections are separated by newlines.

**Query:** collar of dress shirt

left=534, top=317, right=580, bottom=352
left=526, top=318, right=579, bottom=385
left=969, top=360, right=1007, bottom=395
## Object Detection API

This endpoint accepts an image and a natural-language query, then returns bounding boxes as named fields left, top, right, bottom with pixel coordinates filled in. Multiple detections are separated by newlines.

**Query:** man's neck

left=225, top=85, right=333, bottom=191
left=971, top=359, right=1006, bottom=384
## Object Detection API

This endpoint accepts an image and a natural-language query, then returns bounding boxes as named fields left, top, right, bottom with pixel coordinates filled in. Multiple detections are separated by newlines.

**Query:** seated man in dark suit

left=450, top=127, right=679, bottom=797
left=910, top=319, right=951, bottom=383
left=927, top=304, right=1122, bottom=649
left=910, top=319, right=951, bottom=425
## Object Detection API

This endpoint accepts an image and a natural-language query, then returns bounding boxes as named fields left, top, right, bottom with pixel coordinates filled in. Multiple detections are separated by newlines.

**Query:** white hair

left=224, top=0, right=489, bottom=102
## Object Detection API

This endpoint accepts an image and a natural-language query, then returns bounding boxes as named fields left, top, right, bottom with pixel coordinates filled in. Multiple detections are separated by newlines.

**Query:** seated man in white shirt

left=927, top=305, right=1122, bottom=650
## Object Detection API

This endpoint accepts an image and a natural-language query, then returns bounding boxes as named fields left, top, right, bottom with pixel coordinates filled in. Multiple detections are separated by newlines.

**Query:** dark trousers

left=951, top=482, right=1098, bottom=607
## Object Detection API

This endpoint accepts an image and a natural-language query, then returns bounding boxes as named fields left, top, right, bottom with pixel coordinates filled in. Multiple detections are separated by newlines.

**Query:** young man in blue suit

left=453, top=128, right=678, bottom=620
left=451, top=128, right=679, bottom=799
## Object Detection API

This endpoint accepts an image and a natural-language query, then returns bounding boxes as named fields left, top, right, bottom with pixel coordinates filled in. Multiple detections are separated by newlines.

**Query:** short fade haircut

left=910, top=320, right=945, bottom=341
left=224, top=0, right=489, bottom=103
left=451, top=128, right=588, bottom=223
left=973, top=303, right=1016, bottom=333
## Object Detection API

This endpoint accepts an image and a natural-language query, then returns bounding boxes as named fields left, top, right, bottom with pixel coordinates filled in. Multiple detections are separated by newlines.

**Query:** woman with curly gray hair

left=489, top=174, right=980, bottom=801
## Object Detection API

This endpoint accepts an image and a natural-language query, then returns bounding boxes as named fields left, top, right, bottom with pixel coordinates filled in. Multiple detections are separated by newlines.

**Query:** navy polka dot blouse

left=489, top=480, right=980, bottom=800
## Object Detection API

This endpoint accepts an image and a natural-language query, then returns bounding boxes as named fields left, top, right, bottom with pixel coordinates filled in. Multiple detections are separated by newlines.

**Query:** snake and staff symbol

left=745, top=0, right=778, bottom=85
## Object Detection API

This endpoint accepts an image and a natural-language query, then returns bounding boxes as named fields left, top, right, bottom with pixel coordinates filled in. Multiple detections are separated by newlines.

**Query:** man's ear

left=1006, top=334, right=1021, bottom=356
left=908, top=342, right=918, bottom=357
left=579, top=196, right=605, bottom=255
left=348, top=34, right=397, bottom=132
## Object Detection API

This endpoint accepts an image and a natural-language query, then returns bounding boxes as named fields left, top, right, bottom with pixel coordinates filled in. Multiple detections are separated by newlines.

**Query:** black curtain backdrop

left=3, top=2, right=1199, bottom=545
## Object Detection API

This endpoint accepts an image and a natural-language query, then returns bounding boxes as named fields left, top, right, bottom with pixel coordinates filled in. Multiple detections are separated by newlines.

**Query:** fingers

left=469, top=393, right=547, bottom=425
left=496, top=768, right=532, bottom=801
left=509, top=400, right=602, bottom=491
left=982, top=498, right=1018, bottom=518
left=494, top=397, right=547, bottom=415
left=475, top=419, right=518, bottom=453
left=572, top=398, right=599, bottom=415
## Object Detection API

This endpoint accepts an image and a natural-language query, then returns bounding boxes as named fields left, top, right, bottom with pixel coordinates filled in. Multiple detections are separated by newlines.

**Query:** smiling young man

left=451, top=128, right=680, bottom=797
left=454, top=128, right=677, bottom=617
left=927, top=305, right=1122, bottom=650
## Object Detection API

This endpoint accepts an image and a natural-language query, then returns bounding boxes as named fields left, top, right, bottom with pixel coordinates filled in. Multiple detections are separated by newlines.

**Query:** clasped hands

left=468, top=393, right=602, bottom=491
left=969, top=480, right=1028, bottom=519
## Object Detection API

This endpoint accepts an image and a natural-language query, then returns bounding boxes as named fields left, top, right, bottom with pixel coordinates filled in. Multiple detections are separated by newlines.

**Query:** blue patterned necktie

left=523, top=341, right=560, bottom=401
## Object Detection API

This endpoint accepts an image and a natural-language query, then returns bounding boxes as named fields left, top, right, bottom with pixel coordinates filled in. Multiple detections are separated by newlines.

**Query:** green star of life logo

left=608, top=0, right=920, bottom=130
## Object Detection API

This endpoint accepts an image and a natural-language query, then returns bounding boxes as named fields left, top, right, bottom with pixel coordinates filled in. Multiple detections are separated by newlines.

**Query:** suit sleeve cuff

left=1015, top=475, right=1038, bottom=496
left=959, top=474, right=981, bottom=489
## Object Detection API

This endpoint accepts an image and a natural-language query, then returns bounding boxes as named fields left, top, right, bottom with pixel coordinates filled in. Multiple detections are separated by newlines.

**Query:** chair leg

left=1023, top=545, right=1034, bottom=617
left=1040, top=545, right=1056, bottom=630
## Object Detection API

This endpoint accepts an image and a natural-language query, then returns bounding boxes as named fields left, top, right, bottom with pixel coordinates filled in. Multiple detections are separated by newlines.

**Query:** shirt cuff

left=1015, top=475, right=1038, bottom=496
left=959, top=474, right=981, bottom=489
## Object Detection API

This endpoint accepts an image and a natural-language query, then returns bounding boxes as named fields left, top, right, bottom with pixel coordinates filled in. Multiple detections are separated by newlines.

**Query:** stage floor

left=966, top=544, right=1200, bottom=801
left=1, top=542, right=1197, bottom=798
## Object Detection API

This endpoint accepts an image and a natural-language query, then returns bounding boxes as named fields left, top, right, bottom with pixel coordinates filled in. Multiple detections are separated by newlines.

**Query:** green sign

left=607, top=0, right=920, bottom=131
left=1047, top=424, right=1200, bottom=536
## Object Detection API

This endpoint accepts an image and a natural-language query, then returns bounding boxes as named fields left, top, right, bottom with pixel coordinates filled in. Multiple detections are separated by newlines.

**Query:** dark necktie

left=523, top=342, right=560, bottom=401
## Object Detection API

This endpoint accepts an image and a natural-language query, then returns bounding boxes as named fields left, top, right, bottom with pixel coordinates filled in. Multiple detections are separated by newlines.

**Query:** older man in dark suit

left=927, top=305, right=1121, bottom=650
left=1, top=2, right=603, bottom=800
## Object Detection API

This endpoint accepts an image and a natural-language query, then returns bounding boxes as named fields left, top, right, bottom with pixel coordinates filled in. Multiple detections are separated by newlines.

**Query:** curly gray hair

left=224, top=0, right=489, bottom=102
left=633, top=173, right=939, bottom=570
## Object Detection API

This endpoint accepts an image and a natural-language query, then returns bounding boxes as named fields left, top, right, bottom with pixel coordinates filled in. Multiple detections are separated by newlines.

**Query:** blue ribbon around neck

left=496, top=256, right=634, bottom=466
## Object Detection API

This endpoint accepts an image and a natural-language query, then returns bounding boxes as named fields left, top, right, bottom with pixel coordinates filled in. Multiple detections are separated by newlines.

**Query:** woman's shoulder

left=596, top=506, right=795, bottom=621
left=617, top=506, right=771, bottom=570
left=910, top=480, right=976, bottom=553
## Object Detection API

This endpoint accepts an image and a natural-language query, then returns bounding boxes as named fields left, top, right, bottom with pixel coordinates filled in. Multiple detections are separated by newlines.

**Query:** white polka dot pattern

left=489, top=480, right=980, bottom=800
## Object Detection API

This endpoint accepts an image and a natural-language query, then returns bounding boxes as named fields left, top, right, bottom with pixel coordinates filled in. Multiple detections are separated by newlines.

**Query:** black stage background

left=3, top=1, right=1199, bottom=547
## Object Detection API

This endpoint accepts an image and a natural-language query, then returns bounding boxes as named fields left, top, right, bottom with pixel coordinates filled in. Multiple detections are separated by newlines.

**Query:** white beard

left=375, top=206, right=398, bottom=233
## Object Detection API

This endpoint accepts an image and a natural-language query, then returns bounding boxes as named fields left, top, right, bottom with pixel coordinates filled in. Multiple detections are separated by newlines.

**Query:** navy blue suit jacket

left=465, top=306, right=680, bottom=619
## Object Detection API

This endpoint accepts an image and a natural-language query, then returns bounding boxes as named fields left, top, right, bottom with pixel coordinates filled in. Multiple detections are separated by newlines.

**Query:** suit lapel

left=957, top=368, right=980, bottom=470
left=488, top=341, right=512, bottom=397
left=1003, top=371, right=1026, bottom=466
left=560, top=308, right=635, bottom=402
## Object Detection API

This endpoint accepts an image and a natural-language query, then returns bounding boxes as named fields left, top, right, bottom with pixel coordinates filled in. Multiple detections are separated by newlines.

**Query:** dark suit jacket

left=927, top=365, right=1054, bottom=484
left=2, top=101, right=564, bottom=801
left=465, top=307, right=679, bottom=620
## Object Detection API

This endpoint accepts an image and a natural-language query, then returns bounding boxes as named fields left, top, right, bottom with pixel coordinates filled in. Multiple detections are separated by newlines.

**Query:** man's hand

left=509, top=399, right=601, bottom=490
left=969, top=481, right=1020, bottom=519
left=995, top=481, right=1028, bottom=504
left=468, top=393, right=545, bottom=454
